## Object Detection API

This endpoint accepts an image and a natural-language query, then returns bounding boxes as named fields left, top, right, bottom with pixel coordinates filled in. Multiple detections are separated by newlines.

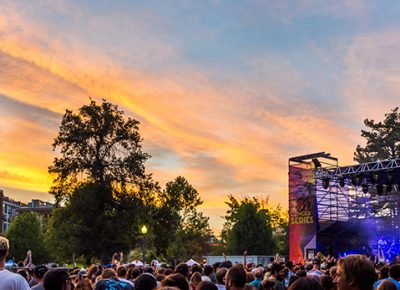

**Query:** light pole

left=141, top=225, right=147, bottom=264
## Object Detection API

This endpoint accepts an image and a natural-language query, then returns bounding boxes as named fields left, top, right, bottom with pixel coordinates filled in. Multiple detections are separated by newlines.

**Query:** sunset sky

left=1, top=1, right=400, bottom=231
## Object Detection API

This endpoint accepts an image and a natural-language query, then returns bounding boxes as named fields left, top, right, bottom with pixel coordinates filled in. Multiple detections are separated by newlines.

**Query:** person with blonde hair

left=190, top=272, right=202, bottom=290
left=0, top=236, right=30, bottom=290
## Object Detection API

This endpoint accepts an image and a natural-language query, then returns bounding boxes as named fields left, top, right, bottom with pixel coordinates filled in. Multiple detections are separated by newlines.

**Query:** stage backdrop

left=289, top=164, right=317, bottom=263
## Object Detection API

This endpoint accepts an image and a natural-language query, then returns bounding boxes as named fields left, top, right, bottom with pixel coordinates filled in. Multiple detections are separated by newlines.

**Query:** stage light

left=377, top=184, right=384, bottom=196
left=339, top=177, right=345, bottom=187
left=312, top=158, right=322, bottom=168
left=322, top=178, right=330, bottom=189
left=362, top=183, right=368, bottom=194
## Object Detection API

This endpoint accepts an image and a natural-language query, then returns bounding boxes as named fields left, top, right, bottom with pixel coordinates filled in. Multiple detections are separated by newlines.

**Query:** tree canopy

left=48, top=99, right=152, bottom=204
left=222, top=195, right=288, bottom=255
left=354, top=107, right=400, bottom=163
left=47, top=99, right=158, bottom=263
left=7, top=212, right=48, bottom=264
left=46, top=99, right=210, bottom=263
left=152, top=176, right=211, bottom=260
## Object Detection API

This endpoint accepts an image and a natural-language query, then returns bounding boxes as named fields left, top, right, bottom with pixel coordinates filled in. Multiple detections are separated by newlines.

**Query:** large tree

left=47, top=99, right=157, bottom=263
left=354, top=107, right=400, bottom=163
left=152, top=176, right=211, bottom=259
left=7, top=212, right=48, bottom=264
left=48, top=99, right=152, bottom=204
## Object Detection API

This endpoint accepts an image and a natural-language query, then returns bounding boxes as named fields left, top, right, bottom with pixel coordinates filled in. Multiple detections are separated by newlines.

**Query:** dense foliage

left=7, top=212, right=48, bottom=263
left=355, top=107, right=400, bottom=163
left=222, top=195, right=288, bottom=255
left=45, top=99, right=211, bottom=263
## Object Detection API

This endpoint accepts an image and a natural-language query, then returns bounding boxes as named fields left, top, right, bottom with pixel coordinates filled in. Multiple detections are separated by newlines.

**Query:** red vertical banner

left=289, top=164, right=317, bottom=263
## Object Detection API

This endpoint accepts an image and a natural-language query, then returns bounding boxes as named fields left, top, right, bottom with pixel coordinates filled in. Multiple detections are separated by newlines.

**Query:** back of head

left=34, top=265, right=49, bottom=280
left=117, top=266, right=127, bottom=278
left=216, top=268, right=228, bottom=285
left=260, top=280, right=275, bottom=290
left=43, top=269, right=70, bottom=290
left=305, top=263, right=313, bottom=272
left=226, top=265, right=246, bottom=289
left=196, top=281, right=218, bottom=290
left=389, top=264, right=400, bottom=280
left=75, top=279, right=94, bottom=290
left=191, top=264, right=202, bottom=274
left=203, top=265, right=213, bottom=277
left=252, top=267, right=264, bottom=279
left=338, top=255, right=376, bottom=290
left=319, top=275, right=334, bottom=290
left=288, top=277, right=323, bottom=290
left=136, top=273, right=158, bottom=290
left=378, top=280, right=398, bottom=290
left=380, top=265, right=390, bottom=279
left=0, top=236, right=9, bottom=261
left=162, top=273, right=189, bottom=290
left=270, top=263, right=283, bottom=276
left=102, top=268, right=117, bottom=279
left=190, top=272, right=202, bottom=285
left=176, top=263, right=189, bottom=278
left=286, top=261, right=294, bottom=270
left=220, top=261, right=233, bottom=269
left=295, top=270, right=307, bottom=278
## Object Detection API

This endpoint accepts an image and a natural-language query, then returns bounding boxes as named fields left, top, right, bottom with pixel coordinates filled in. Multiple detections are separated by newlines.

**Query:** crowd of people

left=1, top=236, right=399, bottom=290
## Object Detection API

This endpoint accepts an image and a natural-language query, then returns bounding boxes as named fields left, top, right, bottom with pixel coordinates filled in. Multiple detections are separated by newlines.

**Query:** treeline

left=5, top=99, right=288, bottom=265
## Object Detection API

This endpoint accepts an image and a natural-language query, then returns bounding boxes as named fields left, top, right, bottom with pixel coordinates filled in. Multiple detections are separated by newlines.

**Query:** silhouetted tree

left=355, top=107, right=400, bottom=163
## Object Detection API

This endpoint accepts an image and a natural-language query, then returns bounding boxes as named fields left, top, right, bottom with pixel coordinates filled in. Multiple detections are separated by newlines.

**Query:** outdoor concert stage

left=289, top=153, right=400, bottom=263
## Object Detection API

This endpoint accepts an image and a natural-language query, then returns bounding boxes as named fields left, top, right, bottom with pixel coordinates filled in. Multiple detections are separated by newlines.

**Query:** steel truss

left=312, top=156, right=400, bottom=246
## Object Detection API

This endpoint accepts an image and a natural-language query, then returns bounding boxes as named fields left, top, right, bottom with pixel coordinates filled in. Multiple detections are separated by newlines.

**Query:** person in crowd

left=378, top=280, right=398, bottom=290
left=307, top=258, right=324, bottom=281
left=374, top=264, right=400, bottom=290
left=0, top=236, right=30, bottom=290
left=75, top=279, right=94, bottom=290
left=225, top=265, right=246, bottom=290
left=175, top=263, right=190, bottom=280
left=162, top=273, right=190, bottom=290
left=245, top=272, right=254, bottom=284
left=43, top=269, right=73, bottom=290
left=329, top=266, right=337, bottom=280
left=249, top=267, right=263, bottom=290
left=190, top=272, right=202, bottom=290
left=87, top=265, right=99, bottom=284
left=265, top=263, right=285, bottom=290
left=215, top=268, right=227, bottom=290
left=259, top=280, right=275, bottom=290
left=378, top=266, right=391, bottom=281
left=288, top=277, right=324, bottom=290
left=135, top=273, right=158, bottom=290
left=320, top=275, right=334, bottom=290
left=94, top=268, right=134, bottom=290
left=196, top=281, right=218, bottom=290
left=333, top=254, right=376, bottom=290
left=31, top=265, right=49, bottom=290
left=202, top=265, right=213, bottom=282
left=23, top=250, right=34, bottom=268
left=286, top=261, right=295, bottom=287
left=117, top=266, right=135, bottom=287
left=18, top=269, right=30, bottom=283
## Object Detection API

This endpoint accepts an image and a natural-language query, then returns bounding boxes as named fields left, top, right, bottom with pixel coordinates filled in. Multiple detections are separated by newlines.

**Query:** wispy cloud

left=1, top=0, right=400, bottom=230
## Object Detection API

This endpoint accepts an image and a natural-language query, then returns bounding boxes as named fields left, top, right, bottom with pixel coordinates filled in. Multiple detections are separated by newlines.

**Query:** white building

left=0, top=190, right=23, bottom=233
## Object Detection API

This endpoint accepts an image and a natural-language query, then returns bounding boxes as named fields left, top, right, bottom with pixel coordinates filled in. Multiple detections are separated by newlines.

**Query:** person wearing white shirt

left=0, top=236, right=30, bottom=290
